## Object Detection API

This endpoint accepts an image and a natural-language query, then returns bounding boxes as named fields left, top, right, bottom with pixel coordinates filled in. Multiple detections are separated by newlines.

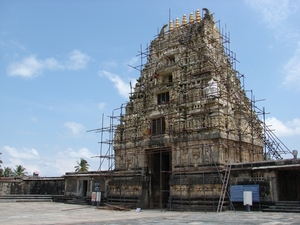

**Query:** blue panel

left=230, top=185, right=260, bottom=202
left=230, top=185, right=244, bottom=202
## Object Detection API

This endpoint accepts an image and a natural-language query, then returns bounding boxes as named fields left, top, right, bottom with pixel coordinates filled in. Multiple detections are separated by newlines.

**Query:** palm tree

left=4, top=167, right=13, bottom=177
left=13, top=165, right=27, bottom=177
left=75, top=158, right=90, bottom=172
left=0, top=152, right=2, bottom=177
left=0, top=168, right=2, bottom=177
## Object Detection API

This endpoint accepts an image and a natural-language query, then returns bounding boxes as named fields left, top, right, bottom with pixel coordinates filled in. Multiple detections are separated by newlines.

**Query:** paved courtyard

left=0, top=202, right=299, bottom=225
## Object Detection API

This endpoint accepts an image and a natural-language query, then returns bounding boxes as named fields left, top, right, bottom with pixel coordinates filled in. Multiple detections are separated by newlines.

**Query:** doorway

left=148, top=148, right=171, bottom=209
left=82, top=180, right=88, bottom=197
left=277, top=170, right=300, bottom=201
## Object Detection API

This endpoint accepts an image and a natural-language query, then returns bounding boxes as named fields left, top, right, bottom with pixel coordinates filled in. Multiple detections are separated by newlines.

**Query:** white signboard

left=96, top=192, right=101, bottom=202
left=243, top=191, right=252, bottom=206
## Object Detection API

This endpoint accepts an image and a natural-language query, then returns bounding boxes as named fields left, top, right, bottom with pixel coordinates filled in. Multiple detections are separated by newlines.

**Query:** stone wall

left=169, top=172, right=222, bottom=211
left=28, top=179, right=64, bottom=195
left=0, top=179, right=23, bottom=195
left=230, top=169, right=274, bottom=202
left=0, top=177, right=64, bottom=195
left=109, top=8, right=265, bottom=210
left=63, top=172, right=113, bottom=199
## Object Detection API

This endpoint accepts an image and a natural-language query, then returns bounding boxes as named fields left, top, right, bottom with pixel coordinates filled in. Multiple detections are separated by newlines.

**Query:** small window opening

left=157, top=92, right=170, bottom=105
left=152, top=117, right=166, bottom=135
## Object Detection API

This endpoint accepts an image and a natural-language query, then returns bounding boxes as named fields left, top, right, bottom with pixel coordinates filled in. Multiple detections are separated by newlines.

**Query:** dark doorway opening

left=278, top=170, right=300, bottom=201
left=82, top=180, right=88, bottom=197
left=148, top=148, right=171, bottom=209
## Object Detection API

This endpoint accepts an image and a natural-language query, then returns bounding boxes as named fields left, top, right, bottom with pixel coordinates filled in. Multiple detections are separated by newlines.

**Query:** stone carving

left=159, top=24, right=168, bottom=39
left=203, top=8, right=214, bottom=22
left=111, top=8, right=264, bottom=211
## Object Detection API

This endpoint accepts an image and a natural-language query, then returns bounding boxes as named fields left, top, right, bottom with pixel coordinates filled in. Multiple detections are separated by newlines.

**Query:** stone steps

left=65, top=197, right=90, bottom=205
left=262, top=201, right=300, bottom=213
left=0, top=195, right=53, bottom=203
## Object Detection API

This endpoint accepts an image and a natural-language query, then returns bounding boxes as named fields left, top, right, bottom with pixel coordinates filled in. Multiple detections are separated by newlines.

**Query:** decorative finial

left=189, top=12, right=194, bottom=24
left=196, top=9, right=201, bottom=22
left=182, top=14, right=187, bottom=27
left=169, top=20, right=173, bottom=32
left=175, top=18, right=180, bottom=30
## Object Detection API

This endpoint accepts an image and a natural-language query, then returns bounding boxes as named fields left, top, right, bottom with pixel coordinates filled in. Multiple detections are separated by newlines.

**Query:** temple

left=103, top=9, right=289, bottom=210
left=2, top=8, right=299, bottom=212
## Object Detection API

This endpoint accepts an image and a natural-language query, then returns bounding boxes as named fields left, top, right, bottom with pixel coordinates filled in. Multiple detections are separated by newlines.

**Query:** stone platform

left=1, top=202, right=300, bottom=225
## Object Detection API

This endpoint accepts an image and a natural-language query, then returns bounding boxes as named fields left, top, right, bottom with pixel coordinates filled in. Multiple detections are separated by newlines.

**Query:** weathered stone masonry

left=109, top=8, right=265, bottom=211
left=2, top=9, right=298, bottom=212
left=44, top=9, right=300, bottom=211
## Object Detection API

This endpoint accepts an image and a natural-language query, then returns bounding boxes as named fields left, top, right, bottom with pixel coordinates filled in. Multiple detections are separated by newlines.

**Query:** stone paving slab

left=0, top=202, right=299, bottom=225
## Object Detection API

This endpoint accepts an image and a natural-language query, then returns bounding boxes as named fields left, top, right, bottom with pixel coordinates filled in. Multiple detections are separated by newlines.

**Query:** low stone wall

left=0, top=177, right=64, bottom=195
left=107, top=176, right=145, bottom=208
left=169, top=172, right=223, bottom=211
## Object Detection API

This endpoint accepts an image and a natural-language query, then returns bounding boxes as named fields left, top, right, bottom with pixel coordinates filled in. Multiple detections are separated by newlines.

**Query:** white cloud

left=53, top=147, right=96, bottom=175
left=7, top=49, right=90, bottom=78
left=100, top=60, right=118, bottom=69
left=266, top=117, right=300, bottom=137
left=127, top=57, right=139, bottom=66
left=1, top=145, right=96, bottom=176
left=7, top=55, right=44, bottom=78
left=245, top=0, right=300, bottom=88
left=245, top=0, right=288, bottom=27
left=65, top=50, right=90, bottom=70
left=3, top=146, right=39, bottom=160
left=125, top=56, right=139, bottom=72
left=1, top=146, right=41, bottom=175
left=283, top=42, right=300, bottom=89
left=64, top=122, right=85, bottom=136
left=60, top=147, right=93, bottom=159
left=245, top=0, right=299, bottom=30
left=30, top=117, right=37, bottom=122
left=98, top=102, right=106, bottom=110
left=245, top=0, right=300, bottom=41
left=98, top=70, right=133, bottom=99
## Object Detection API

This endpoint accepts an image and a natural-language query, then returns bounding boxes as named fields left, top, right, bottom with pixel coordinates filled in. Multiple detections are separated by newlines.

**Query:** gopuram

left=63, top=8, right=299, bottom=212
left=110, top=8, right=264, bottom=211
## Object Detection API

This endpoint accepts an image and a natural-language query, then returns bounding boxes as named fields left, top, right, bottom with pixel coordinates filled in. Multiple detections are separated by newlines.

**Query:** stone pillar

left=76, top=178, right=80, bottom=196
left=64, top=179, right=68, bottom=195
left=271, top=172, right=278, bottom=202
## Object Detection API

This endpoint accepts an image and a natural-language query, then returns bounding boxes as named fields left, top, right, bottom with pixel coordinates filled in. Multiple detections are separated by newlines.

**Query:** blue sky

left=1, top=0, right=300, bottom=177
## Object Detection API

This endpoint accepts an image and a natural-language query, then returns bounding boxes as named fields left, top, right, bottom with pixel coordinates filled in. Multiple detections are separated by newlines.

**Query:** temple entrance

left=148, top=148, right=171, bottom=209
left=82, top=180, right=88, bottom=197
left=277, top=170, right=300, bottom=201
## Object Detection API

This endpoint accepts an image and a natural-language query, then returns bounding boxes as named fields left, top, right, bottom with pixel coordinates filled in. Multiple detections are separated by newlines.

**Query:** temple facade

left=60, top=8, right=300, bottom=212
left=1, top=8, right=299, bottom=212
left=109, top=8, right=265, bottom=210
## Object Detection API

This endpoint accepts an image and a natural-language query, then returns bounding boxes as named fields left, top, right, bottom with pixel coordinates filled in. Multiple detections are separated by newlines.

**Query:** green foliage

left=4, top=167, right=13, bottom=177
left=74, top=158, right=90, bottom=172
left=0, top=152, right=2, bottom=177
left=13, top=165, right=27, bottom=177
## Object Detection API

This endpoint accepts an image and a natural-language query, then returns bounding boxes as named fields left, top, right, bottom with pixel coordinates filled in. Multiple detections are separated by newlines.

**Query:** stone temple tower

left=109, top=8, right=264, bottom=211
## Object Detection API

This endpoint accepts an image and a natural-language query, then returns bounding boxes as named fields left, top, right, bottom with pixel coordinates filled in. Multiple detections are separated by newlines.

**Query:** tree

left=0, top=152, right=2, bottom=177
left=13, top=165, right=27, bottom=177
left=75, top=158, right=90, bottom=172
left=4, top=167, right=13, bottom=177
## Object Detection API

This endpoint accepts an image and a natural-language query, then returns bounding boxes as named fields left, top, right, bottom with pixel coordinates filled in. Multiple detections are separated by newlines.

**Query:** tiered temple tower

left=109, top=8, right=264, bottom=211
